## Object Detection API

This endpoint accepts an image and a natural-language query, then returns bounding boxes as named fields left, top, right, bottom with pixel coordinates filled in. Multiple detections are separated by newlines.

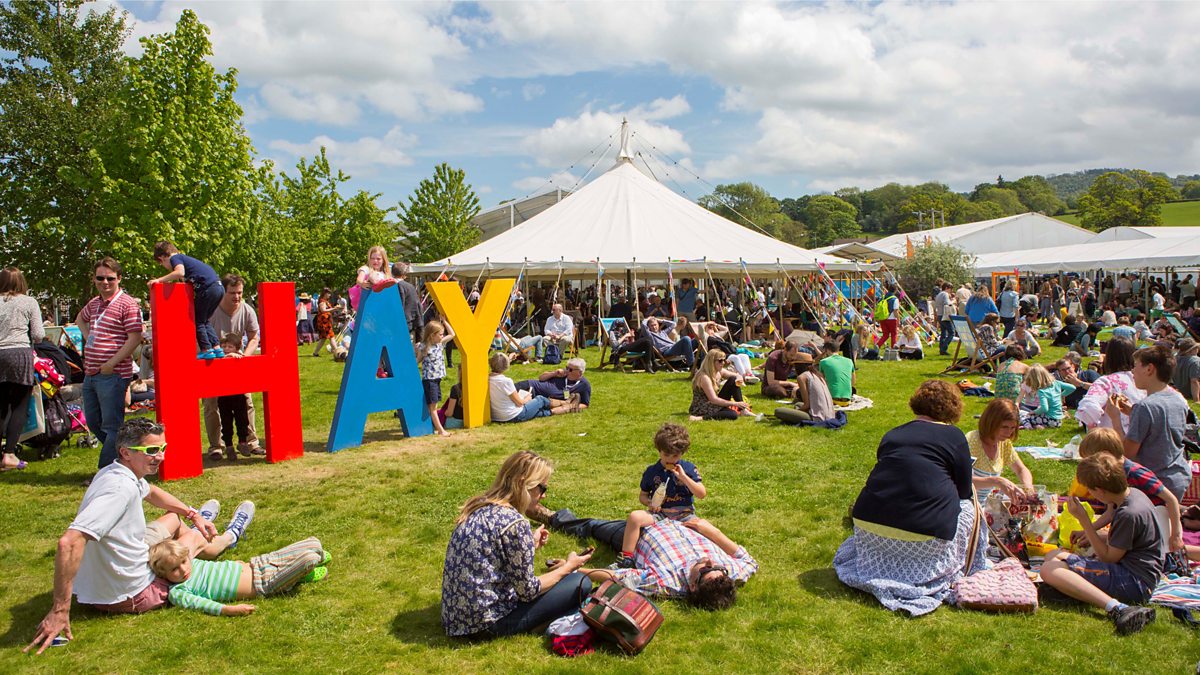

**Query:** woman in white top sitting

left=896, top=324, right=924, bottom=360
left=1003, top=319, right=1041, bottom=357
left=487, top=353, right=577, bottom=423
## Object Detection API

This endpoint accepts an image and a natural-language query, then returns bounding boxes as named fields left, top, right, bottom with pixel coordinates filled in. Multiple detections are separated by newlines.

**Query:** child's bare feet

left=437, top=430, right=451, bottom=437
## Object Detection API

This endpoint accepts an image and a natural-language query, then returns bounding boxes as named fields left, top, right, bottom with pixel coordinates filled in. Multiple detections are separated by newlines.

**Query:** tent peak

left=616, top=118, right=633, bottom=164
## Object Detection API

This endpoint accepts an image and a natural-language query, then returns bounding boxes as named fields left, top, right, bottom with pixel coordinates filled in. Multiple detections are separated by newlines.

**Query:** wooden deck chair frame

left=941, top=315, right=1002, bottom=375
left=598, top=317, right=632, bottom=370
left=499, top=328, right=536, bottom=363
left=639, top=318, right=692, bottom=373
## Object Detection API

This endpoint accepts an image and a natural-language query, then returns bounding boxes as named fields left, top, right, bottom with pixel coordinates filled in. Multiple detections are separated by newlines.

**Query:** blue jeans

left=661, top=336, right=695, bottom=366
left=938, top=320, right=954, bottom=354
left=509, top=395, right=552, bottom=422
left=193, top=282, right=225, bottom=351
left=83, top=373, right=131, bottom=469
left=549, top=509, right=627, bottom=552
left=485, top=571, right=592, bottom=637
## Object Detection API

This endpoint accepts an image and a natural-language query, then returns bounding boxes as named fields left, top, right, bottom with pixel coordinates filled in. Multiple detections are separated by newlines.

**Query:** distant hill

left=1054, top=200, right=1200, bottom=227
left=1044, top=169, right=1199, bottom=204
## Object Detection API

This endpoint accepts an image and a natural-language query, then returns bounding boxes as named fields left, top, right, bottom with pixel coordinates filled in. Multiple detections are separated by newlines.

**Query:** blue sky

left=112, top=1, right=1200, bottom=212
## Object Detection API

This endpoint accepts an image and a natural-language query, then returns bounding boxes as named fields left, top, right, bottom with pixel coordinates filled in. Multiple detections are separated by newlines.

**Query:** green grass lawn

left=3, top=343, right=1200, bottom=673
left=1056, top=200, right=1200, bottom=227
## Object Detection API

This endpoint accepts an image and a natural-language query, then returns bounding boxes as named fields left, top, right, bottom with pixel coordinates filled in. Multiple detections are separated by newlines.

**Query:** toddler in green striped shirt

left=150, top=537, right=329, bottom=616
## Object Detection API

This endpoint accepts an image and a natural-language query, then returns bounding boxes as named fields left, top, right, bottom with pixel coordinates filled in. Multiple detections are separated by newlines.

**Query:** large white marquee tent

left=973, top=233, right=1200, bottom=274
left=866, top=212, right=1095, bottom=259
left=413, top=130, right=868, bottom=280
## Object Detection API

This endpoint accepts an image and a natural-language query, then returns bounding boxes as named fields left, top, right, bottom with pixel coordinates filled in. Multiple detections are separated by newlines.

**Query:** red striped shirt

left=79, top=291, right=143, bottom=378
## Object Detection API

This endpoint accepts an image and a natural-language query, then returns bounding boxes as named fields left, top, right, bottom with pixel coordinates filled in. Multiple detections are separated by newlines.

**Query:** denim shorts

left=422, top=379, right=442, bottom=405
left=653, top=508, right=697, bottom=523
left=1064, top=553, right=1152, bottom=604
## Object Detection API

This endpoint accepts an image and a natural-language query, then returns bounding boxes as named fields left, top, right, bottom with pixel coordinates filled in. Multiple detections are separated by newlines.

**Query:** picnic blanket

left=836, top=395, right=874, bottom=411
left=1016, top=445, right=1079, bottom=461
left=773, top=395, right=873, bottom=411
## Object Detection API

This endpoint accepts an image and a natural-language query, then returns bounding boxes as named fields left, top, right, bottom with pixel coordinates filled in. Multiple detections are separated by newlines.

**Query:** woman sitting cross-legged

left=441, top=451, right=593, bottom=638
left=688, top=349, right=749, bottom=421
left=774, top=352, right=835, bottom=424
left=833, top=380, right=988, bottom=616
left=487, top=353, right=579, bottom=423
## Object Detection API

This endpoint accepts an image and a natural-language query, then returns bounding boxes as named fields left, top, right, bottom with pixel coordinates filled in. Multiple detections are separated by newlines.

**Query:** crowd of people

left=8, top=255, right=1200, bottom=656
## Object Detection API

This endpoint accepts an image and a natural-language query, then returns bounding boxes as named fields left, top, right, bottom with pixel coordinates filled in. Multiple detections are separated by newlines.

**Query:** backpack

left=875, top=296, right=895, bottom=321
left=580, top=579, right=664, bottom=655
left=543, top=343, right=562, bottom=365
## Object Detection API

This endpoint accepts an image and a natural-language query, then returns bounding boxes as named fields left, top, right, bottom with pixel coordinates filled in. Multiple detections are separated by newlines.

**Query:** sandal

left=0, top=459, right=27, bottom=472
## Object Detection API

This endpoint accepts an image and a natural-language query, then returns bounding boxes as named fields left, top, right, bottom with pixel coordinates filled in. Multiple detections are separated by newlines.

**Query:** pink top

left=1075, top=370, right=1146, bottom=431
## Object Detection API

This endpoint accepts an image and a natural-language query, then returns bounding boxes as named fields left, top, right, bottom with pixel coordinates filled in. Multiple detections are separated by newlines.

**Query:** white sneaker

left=192, top=499, right=220, bottom=531
left=225, top=501, right=256, bottom=549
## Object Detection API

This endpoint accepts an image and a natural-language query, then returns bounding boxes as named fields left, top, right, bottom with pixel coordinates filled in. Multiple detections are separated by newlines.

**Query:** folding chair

left=499, top=328, right=537, bottom=363
left=598, top=317, right=644, bottom=371
left=639, top=318, right=692, bottom=373
left=941, top=315, right=1002, bottom=375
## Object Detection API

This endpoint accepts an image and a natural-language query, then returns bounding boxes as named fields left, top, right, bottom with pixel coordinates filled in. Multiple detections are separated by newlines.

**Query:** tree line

left=700, top=170, right=1198, bottom=250
left=0, top=2, right=481, bottom=305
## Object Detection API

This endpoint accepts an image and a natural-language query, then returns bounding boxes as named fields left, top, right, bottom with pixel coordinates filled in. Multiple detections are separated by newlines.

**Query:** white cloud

left=520, top=101, right=692, bottom=170
left=471, top=1, right=1200, bottom=188
left=268, top=126, right=416, bottom=176
left=521, top=83, right=545, bottom=101
left=513, top=170, right=581, bottom=194
left=121, top=1, right=482, bottom=124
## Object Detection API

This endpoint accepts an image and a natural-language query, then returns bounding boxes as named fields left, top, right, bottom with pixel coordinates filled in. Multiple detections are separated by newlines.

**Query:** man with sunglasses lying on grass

left=534, top=504, right=757, bottom=610
left=25, top=418, right=252, bottom=654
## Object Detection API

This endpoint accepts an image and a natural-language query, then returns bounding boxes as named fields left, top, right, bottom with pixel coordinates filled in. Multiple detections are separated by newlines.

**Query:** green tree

left=397, top=163, right=482, bottom=263
left=1010, top=175, right=1066, bottom=215
left=255, top=150, right=398, bottom=291
left=1182, top=180, right=1200, bottom=200
left=1077, top=170, right=1178, bottom=231
left=803, top=195, right=860, bottom=248
left=0, top=0, right=129, bottom=303
left=63, top=8, right=258, bottom=283
left=859, top=183, right=913, bottom=233
left=896, top=191, right=948, bottom=232
left=698, top=182, right=795, bottom=242
left=891, top=241, right=975, bottom=297
left=971, top=186, right=1024, bottom=216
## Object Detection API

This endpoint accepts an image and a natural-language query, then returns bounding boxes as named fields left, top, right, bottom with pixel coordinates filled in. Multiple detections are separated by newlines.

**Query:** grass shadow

left=1, top=592, right=52, bottom=648
left=796, top=568, right=882, bottom=610
left=0, top=470, right=94, bottom=488
left=390, top=603, right=455, bottom=647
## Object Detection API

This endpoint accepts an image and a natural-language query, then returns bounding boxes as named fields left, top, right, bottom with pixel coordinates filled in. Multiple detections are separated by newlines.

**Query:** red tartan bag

left=580, top=580, right=664, bottom=655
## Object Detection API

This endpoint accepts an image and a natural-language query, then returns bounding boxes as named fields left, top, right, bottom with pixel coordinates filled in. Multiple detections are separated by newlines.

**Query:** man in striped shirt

left=545, top=508, right=757, bottom=610
left=76, top=257, right=144, bottom=469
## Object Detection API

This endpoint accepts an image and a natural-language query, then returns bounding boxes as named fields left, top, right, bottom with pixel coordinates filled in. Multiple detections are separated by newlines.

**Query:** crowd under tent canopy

left=972, top=233, right=1200, bottom=275
left=866, top=212, right=1095, bottom=259
left=412, top=125, right=873, bottom=282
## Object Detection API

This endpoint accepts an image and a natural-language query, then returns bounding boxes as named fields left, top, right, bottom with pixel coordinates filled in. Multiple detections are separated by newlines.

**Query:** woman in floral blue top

left=441, top=451, right=594, bottom=637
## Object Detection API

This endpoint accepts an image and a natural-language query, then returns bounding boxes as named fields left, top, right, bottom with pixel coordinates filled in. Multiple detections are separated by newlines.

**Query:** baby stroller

left=26, top=349, right=90, bottom=459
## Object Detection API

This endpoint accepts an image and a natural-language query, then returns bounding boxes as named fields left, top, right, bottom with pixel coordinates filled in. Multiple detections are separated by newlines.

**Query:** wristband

left=184, top=507, right=198, bottom=522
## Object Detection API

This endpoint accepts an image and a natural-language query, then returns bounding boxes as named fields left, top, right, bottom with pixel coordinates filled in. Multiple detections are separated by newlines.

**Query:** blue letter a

left=326, top=287, right=432, bottom=452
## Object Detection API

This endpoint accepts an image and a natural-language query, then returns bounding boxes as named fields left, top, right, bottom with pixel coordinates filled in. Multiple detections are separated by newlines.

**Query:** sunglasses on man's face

left=95, top=275, right=118, bottom=282
left=126, top=444, right=167, bottom=457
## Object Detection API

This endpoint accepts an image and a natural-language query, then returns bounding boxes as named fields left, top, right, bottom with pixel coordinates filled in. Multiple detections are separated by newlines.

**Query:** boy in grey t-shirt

left=1107, top=344, right=1191, bottom=500
left=1041, top=454, right=1163, bottom=635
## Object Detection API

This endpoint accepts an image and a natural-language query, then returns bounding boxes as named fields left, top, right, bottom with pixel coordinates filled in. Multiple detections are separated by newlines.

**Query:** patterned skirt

left=0, top=347, right=35, bottom=386
left=833, top=499, right=989, bottom=616
left=314, top=311, right=334, bottom=339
